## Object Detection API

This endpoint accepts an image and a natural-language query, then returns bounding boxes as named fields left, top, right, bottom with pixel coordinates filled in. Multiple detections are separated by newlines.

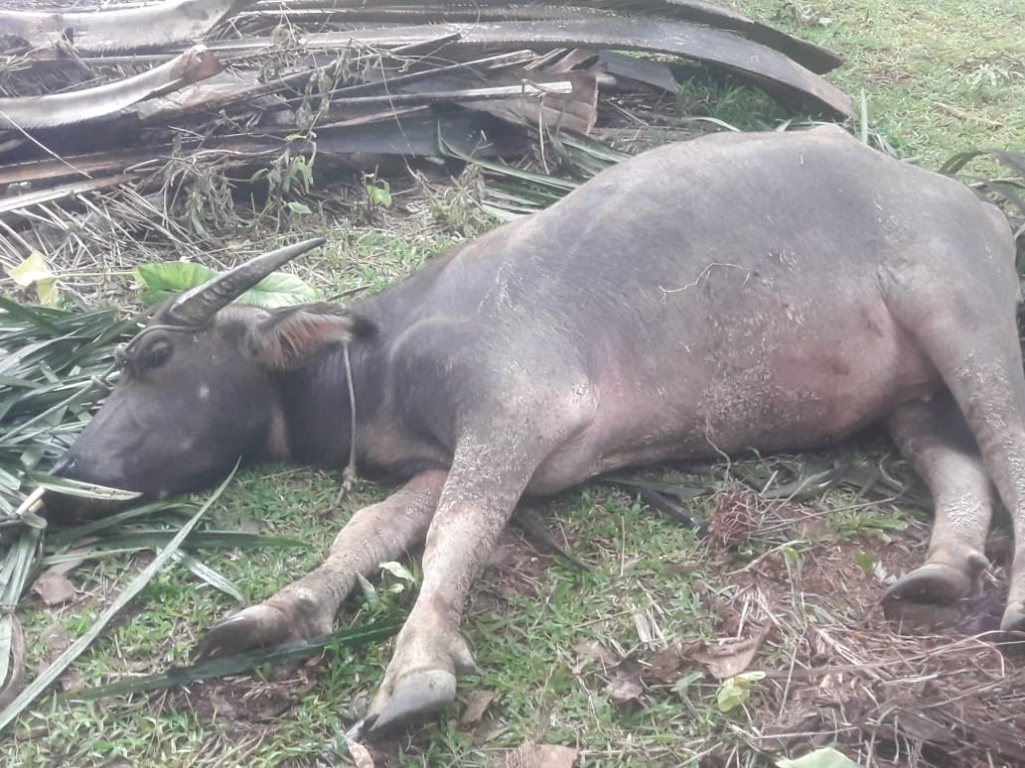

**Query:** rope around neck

left=336, top=342, right=358, bottom=504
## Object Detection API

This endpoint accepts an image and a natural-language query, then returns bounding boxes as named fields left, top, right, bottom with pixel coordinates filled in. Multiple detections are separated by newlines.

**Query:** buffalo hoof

left=1000, top=604, right=1025, bottom=635
left=882, top=564, right=972, bottom=630
left=363, top=667, right=458, bottom=737
left=363, top=628, right=475, bottom=737
left=884, top=562, right=973, bottom=605
left=196, top=604, right=297, bottom=658
left=999, top=605, right=1025, bottom=655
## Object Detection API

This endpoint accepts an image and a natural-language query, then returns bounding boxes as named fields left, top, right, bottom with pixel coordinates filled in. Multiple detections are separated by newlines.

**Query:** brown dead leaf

left=571, top=638, right=616, bottom=674
left=31, top=569, right=76, bottom=606
left=346, top=738, right=375, bottom=768
left=646, top=640, right=701, bottom=685
left=41, top=623, right=69, bottom=662
left=605, top=659, right=644, bottom=705
left=690, top=627, right=769, bottom=679
left=239, top=518, right=266, bottom=535
left=459, top=690, right=497, bottom=728
left=37, top=624, right=82, bottom=692
left=503, top=742, right=578, bottom=768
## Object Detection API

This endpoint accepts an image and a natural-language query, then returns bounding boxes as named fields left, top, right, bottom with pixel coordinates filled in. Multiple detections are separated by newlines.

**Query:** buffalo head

left=49, top=238, right=368, bottom=518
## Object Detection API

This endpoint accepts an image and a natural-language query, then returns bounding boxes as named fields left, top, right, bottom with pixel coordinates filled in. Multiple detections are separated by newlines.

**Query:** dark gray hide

left=53, top=126, right=1025, bottom=735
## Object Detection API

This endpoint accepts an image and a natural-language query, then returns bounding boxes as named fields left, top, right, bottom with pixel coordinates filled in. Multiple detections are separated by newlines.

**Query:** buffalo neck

left=277, top=337, right=383, bottom=471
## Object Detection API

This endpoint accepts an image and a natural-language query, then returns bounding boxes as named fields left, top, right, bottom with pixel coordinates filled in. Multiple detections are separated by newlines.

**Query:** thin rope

left=336, top=341, right=358, bottom=505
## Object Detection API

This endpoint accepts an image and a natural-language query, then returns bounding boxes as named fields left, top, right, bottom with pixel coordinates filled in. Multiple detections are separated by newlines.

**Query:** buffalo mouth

left=43, top=454, right=146, bottom=524
left=42, top=491, right=132, bottom=525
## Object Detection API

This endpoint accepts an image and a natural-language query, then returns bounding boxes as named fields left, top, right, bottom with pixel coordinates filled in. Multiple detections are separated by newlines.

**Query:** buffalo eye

left=134, top=340, right=173, bottom=373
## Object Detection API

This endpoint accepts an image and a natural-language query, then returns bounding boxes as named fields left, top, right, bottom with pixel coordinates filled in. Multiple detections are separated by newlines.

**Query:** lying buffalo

left=51, top=125, right=1024, bottom=734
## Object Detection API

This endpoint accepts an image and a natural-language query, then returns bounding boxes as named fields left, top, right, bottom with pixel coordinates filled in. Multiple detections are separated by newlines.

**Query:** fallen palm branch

left=0, top=471, right=229, bottom=733
left=0, top=0, right=246, bottom=54
left=0, top=45, right=223, bottom=129
left=69, top=620, right=401, bottom=701
left=941, top=148, right=1025, bottom=267
left=0, top=0, right=852, bottom=279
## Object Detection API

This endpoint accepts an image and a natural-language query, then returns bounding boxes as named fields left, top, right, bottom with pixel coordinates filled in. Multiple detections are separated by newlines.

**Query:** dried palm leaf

left=0, top=0, right=247, bottom=54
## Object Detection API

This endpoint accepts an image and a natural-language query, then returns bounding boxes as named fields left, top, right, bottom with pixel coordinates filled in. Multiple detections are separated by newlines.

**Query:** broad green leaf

left=134, top=262, right=316, bottom=308
left=43, top=531, right=305, bottom=565
left=357, top=573, right=379, bottom=609
left=134, top=262, right=217, bottom=306
left=776, top=747, right=860, bottom=768
left=671, top=671, right=704, bottom=694
left=238, top=272, right=317, bottom=308
left=70, top=621, right=400, bottom=701
left=33, top=476, right=140, bottom=502
left=171, top=550, right=244, bottom=602
left=36, top=278, right=60, bottom=308
left=364, top=180, right=392, bottom=208
left=0, top=297, right=61, bottom=334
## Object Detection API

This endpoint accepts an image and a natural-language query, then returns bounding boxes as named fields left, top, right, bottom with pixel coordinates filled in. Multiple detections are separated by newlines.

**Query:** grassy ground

left=735, top=0, right=1025, bottom=163
left=5, top=1, right=1025, bottom=767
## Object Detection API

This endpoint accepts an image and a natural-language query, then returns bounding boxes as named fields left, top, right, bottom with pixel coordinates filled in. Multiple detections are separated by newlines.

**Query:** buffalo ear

left=245, top=303, right=375, bottom=370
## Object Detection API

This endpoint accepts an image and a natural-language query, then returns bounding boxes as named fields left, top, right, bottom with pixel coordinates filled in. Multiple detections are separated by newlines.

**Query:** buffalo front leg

left=197, top=469, right=447, bottom=657
left=363, top=440, right=541, bottom=735
left=883, top=393, right=992, bottom=613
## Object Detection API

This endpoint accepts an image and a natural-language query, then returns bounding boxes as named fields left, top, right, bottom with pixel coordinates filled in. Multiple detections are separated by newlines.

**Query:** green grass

left=5, top=1, right=1025, bottom=766
left=738, top=0, right=1025, bottom=163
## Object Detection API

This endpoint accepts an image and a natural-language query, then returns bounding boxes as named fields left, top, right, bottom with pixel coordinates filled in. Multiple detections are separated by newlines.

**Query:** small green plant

left=352, top=172, right=394, bottom=224
left=251, top=136, right=318, bottom=229
left=962, top=62, right=1024, bottom=104
left=162, top=135, right=237, bottom=238
left=357, top=560, right=419, bottom=616
left=828, top=508, right=907, bottom=540
left=716, top=670, right=766, bottom=713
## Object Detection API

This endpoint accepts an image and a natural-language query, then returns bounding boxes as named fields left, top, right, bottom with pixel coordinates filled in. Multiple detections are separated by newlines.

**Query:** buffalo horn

left=167, top=237, right=327, bottom=326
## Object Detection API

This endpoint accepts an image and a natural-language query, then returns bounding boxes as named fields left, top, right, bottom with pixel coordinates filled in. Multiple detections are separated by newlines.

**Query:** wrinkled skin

left=53, top=126, right=1025, bottom=735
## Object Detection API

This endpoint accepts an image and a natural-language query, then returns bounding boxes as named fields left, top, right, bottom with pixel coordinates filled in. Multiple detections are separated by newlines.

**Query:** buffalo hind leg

left=884, top=393, right=991, bottom=614
left=883, top=240, right=1025, bottom=635
left=197, top=469, right=446, bottom=657
left=915, top=341, right=1025, bottom=634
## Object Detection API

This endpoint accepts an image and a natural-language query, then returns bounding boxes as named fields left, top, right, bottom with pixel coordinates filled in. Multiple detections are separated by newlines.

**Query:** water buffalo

left=51, top=125, right=1024, bottom=735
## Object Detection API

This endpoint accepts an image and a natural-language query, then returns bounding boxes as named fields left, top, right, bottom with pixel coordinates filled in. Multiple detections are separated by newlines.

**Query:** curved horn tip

left=254, top=236, right=329, bottom=264
left=166, top=237, right=327, bottom=325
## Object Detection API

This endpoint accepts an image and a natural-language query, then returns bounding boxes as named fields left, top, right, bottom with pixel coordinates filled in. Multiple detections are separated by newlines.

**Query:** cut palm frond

left=0, top=0, right=851, bottom=278
left=0, top=301, right=310, bottom=722
left=70, top=620, right=401, bottom=701
left=0, top=470, right=231, bottom=733
left=0, top=300, right=136, bottom=519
